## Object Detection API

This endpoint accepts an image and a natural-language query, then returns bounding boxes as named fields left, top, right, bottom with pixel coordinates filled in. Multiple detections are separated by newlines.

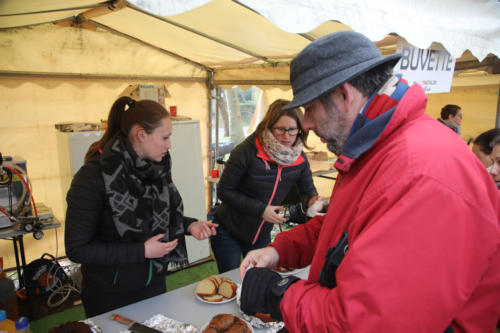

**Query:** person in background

left=437, top=104, right=463, bottom=134
left=490, top=136, right=500, bottom=330
left=487, top=135, right=500, bottom=190
left=471, top=128, right=500, bottom=167
left=65, top=96, right=217, bottom=317
left=210, top=99, right=320, bottom=273
left=239, top=31, right=500, bottom=332
left=472, top=129, right=500, bottom=328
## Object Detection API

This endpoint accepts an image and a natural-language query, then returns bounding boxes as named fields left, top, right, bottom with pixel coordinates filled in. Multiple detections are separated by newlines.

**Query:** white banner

left=394, top=41, right=456, bottom=94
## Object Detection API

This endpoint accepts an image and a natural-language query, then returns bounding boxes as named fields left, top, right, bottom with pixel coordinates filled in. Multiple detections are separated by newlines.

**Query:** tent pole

left=0, top=71, right=205, bottom=82
left=208, top=70, right=218, bottom=209
left=208, top=71, right=218, bottom=167
left=215, top=80, right=290, bottom=86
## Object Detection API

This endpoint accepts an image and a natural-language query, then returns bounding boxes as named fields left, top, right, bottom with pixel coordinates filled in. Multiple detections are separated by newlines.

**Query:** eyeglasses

left=273, top=127, right=299, bottom=136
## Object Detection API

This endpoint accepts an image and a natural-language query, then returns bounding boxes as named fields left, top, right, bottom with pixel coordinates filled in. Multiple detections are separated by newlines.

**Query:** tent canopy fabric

left=0, top=0, right=499, bottom=86
left=0, top=0, right=498, bottom=271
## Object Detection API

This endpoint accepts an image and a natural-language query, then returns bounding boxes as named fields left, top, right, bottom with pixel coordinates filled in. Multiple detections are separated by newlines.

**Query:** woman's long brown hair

left=84, top=96, right=169, bottom=163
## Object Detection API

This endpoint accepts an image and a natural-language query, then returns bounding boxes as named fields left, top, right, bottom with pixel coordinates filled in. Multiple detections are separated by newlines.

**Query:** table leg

left=12, top=237, right=23, bottom=287
left=15, top=235, right=33, bottom=319
left=18, top=236, right=27, bottom=275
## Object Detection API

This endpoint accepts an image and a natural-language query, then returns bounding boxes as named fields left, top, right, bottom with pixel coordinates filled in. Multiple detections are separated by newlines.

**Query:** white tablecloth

left=89, top=266, right=309, bottom=332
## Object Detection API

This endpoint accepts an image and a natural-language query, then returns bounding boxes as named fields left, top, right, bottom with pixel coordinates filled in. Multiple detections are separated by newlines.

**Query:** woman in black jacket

left=65, top=96, right=217, bottom=317
left=210, top=99, right=319, bottom=273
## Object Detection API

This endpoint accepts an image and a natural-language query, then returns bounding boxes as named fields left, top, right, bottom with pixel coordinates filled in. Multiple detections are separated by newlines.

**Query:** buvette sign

left=394, top=41, right=456, bottom=94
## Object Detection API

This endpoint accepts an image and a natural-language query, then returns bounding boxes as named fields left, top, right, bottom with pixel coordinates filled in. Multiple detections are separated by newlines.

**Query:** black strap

left=318, top=231, right=348, bottom=288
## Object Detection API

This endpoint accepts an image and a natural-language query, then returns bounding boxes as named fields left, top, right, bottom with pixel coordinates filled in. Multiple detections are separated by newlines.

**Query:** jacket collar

left=335, top=77, right=426, bottom=172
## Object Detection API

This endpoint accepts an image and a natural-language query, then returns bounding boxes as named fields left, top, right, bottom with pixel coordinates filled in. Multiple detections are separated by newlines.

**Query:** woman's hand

left=263, top=205, right=286, bottom=224
left=188, top=221, right=218, bottom=240
left=144, top=234, right=178, bottom=259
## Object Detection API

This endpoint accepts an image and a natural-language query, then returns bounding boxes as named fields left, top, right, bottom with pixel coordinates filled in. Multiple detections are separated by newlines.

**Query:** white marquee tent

left=1, top=0, right=499, bottom=85
left=0, top=0, right=499, bottom=268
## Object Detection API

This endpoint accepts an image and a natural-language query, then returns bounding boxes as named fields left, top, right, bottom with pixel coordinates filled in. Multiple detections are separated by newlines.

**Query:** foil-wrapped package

left=120, top=314, right=199, bottom=333
left=236, top=285, right=285, bottom=333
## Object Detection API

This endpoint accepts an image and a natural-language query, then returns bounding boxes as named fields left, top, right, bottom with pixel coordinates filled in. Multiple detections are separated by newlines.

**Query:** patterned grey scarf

left=100, top=133, right=188, bottom=273
left=262, top=130, right=303, bottom=165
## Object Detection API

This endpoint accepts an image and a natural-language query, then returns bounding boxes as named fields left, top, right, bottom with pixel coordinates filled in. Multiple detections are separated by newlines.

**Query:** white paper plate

left=201, top=319, right=254, bottom=333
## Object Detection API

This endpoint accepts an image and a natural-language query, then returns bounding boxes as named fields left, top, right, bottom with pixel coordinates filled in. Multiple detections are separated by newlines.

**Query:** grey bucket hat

left=284, top=31, right=401, bottom=110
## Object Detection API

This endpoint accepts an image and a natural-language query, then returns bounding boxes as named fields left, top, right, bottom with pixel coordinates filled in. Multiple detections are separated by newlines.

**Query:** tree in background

left=226, top=87, right=245, bottom=145
left=215, top=86, right=261, bottom=149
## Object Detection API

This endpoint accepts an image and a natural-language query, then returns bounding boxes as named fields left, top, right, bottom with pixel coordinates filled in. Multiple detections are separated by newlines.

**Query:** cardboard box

left=120, top=84, right=171, bottom=106
left=119, top=84, right=191, bottom=120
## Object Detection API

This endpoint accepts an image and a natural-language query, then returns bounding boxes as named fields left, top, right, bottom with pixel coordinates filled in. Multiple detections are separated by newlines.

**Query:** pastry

left=196, top=275, right=237, bottom=302
left=255, top=312, right=274, bottom=323
left=202, top=327, right=218, bottom=333
left=203, top=314, right=251, bottom=333
left=225, top=317, right=251, bottom=333
left=207, top=313, right=234, bottom=331
left=202, top=294, right=224, bottom=302
left=218, top=279, right=237, bottom=299
left=48, top=321, right=92, bottom=333
left=195, top=278, right=217, bottom=297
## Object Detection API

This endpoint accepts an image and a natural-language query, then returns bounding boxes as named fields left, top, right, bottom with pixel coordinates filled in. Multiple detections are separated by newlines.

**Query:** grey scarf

left=100, top=133, right=188, bottom=273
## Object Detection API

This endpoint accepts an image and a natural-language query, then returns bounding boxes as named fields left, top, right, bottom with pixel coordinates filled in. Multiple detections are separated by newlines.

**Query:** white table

left=89, top=266, right=309, bottom=332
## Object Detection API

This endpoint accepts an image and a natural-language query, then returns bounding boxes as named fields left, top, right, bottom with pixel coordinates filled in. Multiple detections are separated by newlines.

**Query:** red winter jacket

left=272, top=84, right=500, bottom=332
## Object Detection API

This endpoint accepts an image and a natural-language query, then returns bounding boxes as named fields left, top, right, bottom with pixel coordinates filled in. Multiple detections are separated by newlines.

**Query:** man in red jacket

left=240, top=31, right=500, bottom=333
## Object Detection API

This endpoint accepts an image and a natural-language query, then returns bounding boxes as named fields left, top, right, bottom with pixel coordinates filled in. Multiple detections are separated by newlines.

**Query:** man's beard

left=326, top=137, right=344, bottom=156
left=316, top=100, right=350, bottom=156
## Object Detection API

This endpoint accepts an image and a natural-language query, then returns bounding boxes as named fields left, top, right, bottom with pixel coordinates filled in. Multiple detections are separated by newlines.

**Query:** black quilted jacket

left=214, top=133, right=318, bottom=244
left=64, top=153, right=195, bottom=293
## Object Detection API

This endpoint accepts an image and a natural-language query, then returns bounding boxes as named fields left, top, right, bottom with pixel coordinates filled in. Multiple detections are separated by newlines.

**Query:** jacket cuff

left=257, top=202, right=267, bottom=219
left=183, top=216, right=197, bottom=235
left=270, top=242, right=287, bottom=266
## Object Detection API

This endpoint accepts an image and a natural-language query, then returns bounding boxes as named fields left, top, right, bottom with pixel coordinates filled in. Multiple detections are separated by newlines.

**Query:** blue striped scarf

left=335, top=75, right=410, bottom=172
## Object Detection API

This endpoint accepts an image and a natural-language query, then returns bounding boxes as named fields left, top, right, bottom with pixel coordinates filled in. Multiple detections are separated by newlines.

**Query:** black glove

left=241, top=267, right=300, bottom=321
